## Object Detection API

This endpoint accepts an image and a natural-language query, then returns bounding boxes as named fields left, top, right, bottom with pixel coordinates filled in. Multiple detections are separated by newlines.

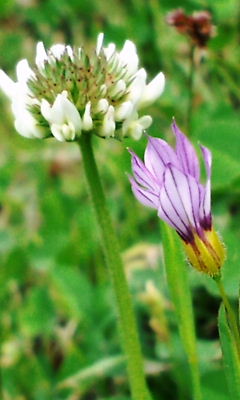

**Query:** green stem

left=161, top=222, right=202, bottom=400
left=78, top=134, right=152, bottom=400
left=215, top=277, right=240, bottom=358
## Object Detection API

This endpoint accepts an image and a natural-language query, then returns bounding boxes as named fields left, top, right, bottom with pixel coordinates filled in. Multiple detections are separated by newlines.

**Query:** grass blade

left=218, top=304, right=240, bottom=400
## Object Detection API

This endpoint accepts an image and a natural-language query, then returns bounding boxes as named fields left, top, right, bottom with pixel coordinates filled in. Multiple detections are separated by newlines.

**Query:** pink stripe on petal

left=172, top=120, right=200, bottom=180
left=130, top=177, right=159, bottom=209
left=129, top=149, right=158, bottom=192
left=144, top=135, right=179, bottom=183
left=200, top=145, right=212, bottom=228
left=158, top=189, right=191, bottom=240
left=162, top=165, right=202, bottom=234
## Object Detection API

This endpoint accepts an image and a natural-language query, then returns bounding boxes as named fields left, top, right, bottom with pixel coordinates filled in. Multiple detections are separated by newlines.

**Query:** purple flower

left=129, top=121, right=225, bottom=276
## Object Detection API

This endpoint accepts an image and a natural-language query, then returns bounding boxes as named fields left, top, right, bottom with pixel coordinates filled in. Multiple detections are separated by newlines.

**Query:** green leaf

left=160, top=221, right=202, bottom=400
left=218, top=304, right=240, bottom=400
left=18, top=287, right=55, bottom=337
left=50, top=265, right=92, bottom=319
left=57, top=355, right=125, bottom=389
left=195, top=118, right=240, bottom=189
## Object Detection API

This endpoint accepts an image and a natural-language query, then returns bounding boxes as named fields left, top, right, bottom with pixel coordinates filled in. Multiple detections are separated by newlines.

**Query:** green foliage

left=218, top=305, right=240, bottom=400
left=0, top=0, right=240, bottom=399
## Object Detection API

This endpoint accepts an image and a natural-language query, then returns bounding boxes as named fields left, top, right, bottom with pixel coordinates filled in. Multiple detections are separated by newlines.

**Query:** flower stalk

left=78, top=134, right=152, bottom=400
left=214, top=276, right=240, bottom=359
left=161, top=221, right=202, bottom=400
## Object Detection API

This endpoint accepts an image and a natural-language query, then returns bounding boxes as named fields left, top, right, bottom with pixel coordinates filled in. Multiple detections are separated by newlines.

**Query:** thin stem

left=215, top=277, right=240, bottom=358
left=161, top=222, right=202, bottom=400
left=78, top=134, right=152, bottom=400
left=187, top=45, right=195, bottom=135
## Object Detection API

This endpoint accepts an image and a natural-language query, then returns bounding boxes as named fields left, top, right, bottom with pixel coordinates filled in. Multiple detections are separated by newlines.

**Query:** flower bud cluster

left=0, top=34, right=165, bottom=142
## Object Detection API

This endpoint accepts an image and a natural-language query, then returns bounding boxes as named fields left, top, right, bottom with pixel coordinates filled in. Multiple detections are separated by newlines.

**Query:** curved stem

left=215, top=277, right=240, bottom=359
left=78, top=135, right=152, bottom=400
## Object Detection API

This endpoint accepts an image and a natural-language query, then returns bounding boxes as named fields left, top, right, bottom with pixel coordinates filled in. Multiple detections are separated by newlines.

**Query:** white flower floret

left=118, top=40, right=139, bottom=76
left=36, top=42, right=48, bottom=70
left=126, top=68, right=146, bottom=105
left=138, top=72, right=165, bottom=109
left=96, top=98, right=109, bottom=114
left=0, top=69, right=47, bottom=139
left=96, top=33, right=104, bottom=56
left=0, top=70, right=15, bottom=99
left=109, top=80, right=126, bottom=98
left=115, top=101, right=133, bottom=121
left=16, top=59, right=35, bottom=84
left=82, top=102, right=93, bottom=131
left=103, top=43, right=116, bottom=61
left=41, top=91, right=82, bottom=141
left=100, top=105, right=115, bottom=137
left=123, top=114, right=152, bottom=140
left=14, top=111, right=46, bottom=139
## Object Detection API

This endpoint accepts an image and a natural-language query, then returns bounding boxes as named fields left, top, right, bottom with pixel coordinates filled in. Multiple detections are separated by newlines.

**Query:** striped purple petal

left=144, top=135, right=180, bottom=184
left=159, top=164, right=202, bottom=241
left=129, top=148, right=159, bottom=193
left=172, top=120, right=200, bottom=180
left=129, top=176, right=159, bottom=209
left=128, top=122, right=213, bottom=241
left=200, top=145, right=212, bottom=229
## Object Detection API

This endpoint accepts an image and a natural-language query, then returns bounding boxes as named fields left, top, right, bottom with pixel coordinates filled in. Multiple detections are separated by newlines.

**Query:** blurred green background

left=0, top=0, right=240, bottom=399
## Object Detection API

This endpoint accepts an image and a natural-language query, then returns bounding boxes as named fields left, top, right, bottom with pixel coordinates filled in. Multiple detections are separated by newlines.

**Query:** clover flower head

left=129, top=121, right=225, bottom=276
left=0, top=33, right=165, bottom=142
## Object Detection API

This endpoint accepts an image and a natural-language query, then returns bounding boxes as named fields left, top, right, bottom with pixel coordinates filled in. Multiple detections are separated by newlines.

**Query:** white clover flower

left=0, top=34, right=165, bottom=142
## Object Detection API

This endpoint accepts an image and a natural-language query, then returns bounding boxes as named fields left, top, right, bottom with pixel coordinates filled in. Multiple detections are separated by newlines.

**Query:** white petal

left=100, top=105, right=115, bottom=137
left=96, top=98, right=108, bottom=113
left=122, top=111, right=138, bottom=134
left=51, top=123, right=65, bottom=142
left=123, top=114, right=152, bottom=140
left=96, top=33, right=104, bottom=55
left=66, top=45, right=74, bottom=60
left=0, top=70, right=16, bottom=99
left=138, top=72, right=165, bottom=109
left=62, top=122, right=76, bottom=140
left=41, top=92, right=81, bottom=135
left=47, top=95, right=65, bottom=124
left=50, top=44, right=65, bottom=59
left=61, top=96, right=81, bottom=132
left=138, top=115, right=152, bottom=129
left=36, top=42, right=48, bottom=70
left=109, top=79, right=126, bottom=97
left=127, top=68, right=146, bottom=105
left=103, top=43, right=116, bottom=60
left=82, top=101, right=93, bottom=131
left=40, top=99, right=52, bottom=121
left=130, top=124, right=143, bottom=140
left=119, top=40, right=139, bottom=75
left=15, top=110, right=46, bottom=139
left=16, top=59, right=35, bottom=83
left=115, top=101, right=133, bottom=121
